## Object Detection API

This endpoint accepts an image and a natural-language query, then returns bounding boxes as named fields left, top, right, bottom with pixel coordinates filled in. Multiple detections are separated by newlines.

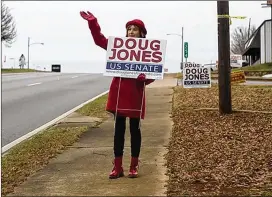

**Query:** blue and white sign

left=104, top=36, right=167, bottom=80
left=183, top=63, right=211, bottom=88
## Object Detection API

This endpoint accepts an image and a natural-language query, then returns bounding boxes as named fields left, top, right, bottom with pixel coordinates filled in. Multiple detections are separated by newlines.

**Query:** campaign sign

left=183, top=63, right=211, bottom=88
left=231, top=70, right=246, bottom=84
left=104, top=36, right=167, bottom=80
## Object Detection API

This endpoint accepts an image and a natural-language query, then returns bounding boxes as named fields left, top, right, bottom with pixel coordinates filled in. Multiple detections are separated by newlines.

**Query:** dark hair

left=126, top=25, right=146, bottom=38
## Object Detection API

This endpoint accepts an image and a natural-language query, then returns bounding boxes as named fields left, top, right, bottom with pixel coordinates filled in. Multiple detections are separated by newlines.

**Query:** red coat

left=87, top=19, right=155, bottom=119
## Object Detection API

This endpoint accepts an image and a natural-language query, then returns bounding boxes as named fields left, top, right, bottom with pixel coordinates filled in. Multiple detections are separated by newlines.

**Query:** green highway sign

left=184, top=42, right=188, bottom=58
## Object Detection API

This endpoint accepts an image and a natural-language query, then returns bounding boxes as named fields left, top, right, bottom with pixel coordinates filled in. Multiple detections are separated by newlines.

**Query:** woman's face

left=127, top=25, right=141, bottom=38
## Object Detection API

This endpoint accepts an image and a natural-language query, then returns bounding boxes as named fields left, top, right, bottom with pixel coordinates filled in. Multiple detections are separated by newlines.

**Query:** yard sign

left=104, top=36, right=167, bottom=80
left=183, top=62, right=211, bottom=88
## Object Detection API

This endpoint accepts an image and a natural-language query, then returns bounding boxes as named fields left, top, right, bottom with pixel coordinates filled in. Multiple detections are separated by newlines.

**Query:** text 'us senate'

left=108, top=37, right=163, bottom=63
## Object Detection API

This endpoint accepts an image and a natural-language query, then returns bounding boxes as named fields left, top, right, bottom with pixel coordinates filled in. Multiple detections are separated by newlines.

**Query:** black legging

left=114, top=115, right=141, bottom=158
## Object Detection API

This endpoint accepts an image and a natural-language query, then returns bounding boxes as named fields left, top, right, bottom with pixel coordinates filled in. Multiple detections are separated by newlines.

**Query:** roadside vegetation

left=76, top=93, right=110, bottom=121
left=1, top=68, right=40, bottom=73
left=237, top=63, right=272, bottom=72
left=1, top=94, right=109, bottom=196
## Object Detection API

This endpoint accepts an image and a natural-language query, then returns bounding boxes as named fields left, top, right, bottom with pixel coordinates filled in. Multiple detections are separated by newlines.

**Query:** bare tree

left=230, top=25, right=257, bottom=55
left=1, top=3, right=17, bottom=47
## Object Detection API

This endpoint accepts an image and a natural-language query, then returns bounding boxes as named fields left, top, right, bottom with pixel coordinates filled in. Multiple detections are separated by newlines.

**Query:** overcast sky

left=1, top=1, right=271, bottom=73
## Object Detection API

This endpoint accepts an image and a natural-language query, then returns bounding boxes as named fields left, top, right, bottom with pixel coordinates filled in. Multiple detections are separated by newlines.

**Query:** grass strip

left=235, top=63, right=272, bottom=71
left=1, top=126, right=88, bottom=195
left=1, top=93, right=109, bottom=196
left=76, top=93, right=110, bottom=120
left=1, top=68, right=39, bottom=73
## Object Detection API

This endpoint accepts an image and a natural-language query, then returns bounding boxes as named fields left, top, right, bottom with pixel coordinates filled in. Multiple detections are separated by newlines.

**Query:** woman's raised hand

left=80, top=11, right=96, bottom=21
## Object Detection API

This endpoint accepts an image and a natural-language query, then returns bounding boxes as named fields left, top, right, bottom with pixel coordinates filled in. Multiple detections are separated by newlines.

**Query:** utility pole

left=166, top=30, right=184, bottom=85
left=181, top=26, right=184, bottom=70
left=27, top=37, right=30, bottom=69
left=217, top=1, right=232, bottom=114
left=27, top=37, right=44, bottom=69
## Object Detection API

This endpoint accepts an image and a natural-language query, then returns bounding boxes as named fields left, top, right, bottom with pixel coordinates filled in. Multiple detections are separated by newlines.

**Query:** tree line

left=1, top=2, right=17, bottom=47
left=231, top=25, right=257, bottom=55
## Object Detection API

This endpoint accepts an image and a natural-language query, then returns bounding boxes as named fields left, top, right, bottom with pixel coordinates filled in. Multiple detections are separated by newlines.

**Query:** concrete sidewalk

left=9, top=78, right=176, bottom=196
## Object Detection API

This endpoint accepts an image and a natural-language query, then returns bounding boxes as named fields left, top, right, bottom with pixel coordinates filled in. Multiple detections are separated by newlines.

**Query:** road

left=2, top=72, right=112, bottom=147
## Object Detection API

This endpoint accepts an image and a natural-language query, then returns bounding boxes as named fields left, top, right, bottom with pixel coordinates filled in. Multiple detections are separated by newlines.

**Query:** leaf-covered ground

left=1, top=127, right=88, bottom=196
left=173, top=84, right=272, bottom=112
left=166, top=85, right=272, bottom=196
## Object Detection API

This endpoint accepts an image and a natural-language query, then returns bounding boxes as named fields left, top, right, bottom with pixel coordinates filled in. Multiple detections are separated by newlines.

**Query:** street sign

left=184, top=42, right=188, bottom=58
left=52, top=64, right=61, bottom=72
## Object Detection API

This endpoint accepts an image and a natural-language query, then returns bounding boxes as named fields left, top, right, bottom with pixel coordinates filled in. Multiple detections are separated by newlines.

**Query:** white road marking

left=2, top=90, right=109, bottom=154
left=71, top=76, right=78, bottom=79
left=27, top=82, right=42, bottom=86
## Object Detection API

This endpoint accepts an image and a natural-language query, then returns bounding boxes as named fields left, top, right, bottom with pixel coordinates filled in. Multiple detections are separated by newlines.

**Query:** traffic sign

left=52, top=64, right=61, bottom=72
left=184, top=42, right=188, bottom=58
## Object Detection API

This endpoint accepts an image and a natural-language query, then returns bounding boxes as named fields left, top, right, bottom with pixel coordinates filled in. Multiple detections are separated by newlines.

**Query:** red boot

left=128, top=157, right=139, bottom=178
left=109, top=156, right=124, bottom=179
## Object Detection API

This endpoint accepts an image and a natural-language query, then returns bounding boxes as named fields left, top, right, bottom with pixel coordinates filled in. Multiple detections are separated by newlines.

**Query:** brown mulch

left=173, top=85, right=272, bottom=112
left=166, top=85, right=272, bottom=196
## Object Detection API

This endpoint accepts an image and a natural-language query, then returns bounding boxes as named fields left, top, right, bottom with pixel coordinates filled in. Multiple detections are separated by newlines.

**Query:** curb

left=2, top=90, right=109, bottom=154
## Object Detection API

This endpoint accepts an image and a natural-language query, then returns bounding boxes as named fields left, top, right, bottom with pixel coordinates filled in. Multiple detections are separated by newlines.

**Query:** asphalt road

left=2, top=72, right=112, bottom=147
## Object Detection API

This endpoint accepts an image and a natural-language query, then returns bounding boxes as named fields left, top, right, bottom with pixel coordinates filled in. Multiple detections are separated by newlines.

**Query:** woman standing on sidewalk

left=80, top=11, right=155, bottom=179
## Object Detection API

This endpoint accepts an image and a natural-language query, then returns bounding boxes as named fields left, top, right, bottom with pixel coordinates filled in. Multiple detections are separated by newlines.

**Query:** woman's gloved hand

left=137, top=73, right=146, bottom=82
left=80, top=11, right=96, bottom=22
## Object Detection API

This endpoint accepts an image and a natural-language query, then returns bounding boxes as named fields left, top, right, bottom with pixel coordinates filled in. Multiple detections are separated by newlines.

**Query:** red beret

left=126, top=19, right=147, bottom=36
